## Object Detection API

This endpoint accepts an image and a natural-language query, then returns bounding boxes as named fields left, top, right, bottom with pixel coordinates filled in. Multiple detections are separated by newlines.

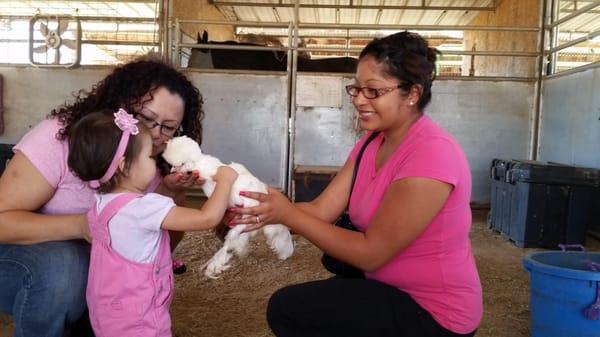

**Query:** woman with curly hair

left=0, top=56, right=205, bottom=337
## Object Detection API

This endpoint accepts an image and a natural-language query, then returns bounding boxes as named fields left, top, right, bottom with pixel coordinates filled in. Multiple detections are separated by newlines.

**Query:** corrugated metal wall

left=0, top=67, right=533, bottom=203
left=539, top=67, right=600, bottom=168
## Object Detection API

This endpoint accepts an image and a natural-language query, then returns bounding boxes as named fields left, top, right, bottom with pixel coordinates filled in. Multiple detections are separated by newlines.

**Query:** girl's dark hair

left=360, top=31, right=440, bottom=111
left=68, top=111, right=147, bottom=193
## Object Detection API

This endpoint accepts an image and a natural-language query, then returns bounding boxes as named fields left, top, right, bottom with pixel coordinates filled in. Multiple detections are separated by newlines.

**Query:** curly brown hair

left=50, top=56, right=204, bottom=145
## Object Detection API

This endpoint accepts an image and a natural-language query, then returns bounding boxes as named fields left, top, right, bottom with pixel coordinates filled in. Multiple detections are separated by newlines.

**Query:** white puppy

left=162, top=136, right=294, bottom=278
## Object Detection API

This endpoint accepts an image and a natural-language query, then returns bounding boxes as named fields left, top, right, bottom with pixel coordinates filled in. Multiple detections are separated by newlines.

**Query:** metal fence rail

left=545, top=0, right=600, bottom=76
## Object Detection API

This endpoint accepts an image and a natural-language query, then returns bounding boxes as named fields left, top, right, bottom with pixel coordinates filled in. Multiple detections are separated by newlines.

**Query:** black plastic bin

left=488, top=159, right=600, bottom=248
left=0, top=144, right=14, bottom=176
left=488, top=158, right=514, bottom=234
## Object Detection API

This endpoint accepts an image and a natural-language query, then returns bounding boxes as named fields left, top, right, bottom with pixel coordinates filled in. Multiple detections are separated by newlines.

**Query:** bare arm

left=232, top=178, right=452, bottom=272
left=155, top=171, right=204, bottom=248
left=161, top=167, right=237, bottom=232
left=295, top=159, right=355, bottom=223
left=0, top=152, right=88, bottom=244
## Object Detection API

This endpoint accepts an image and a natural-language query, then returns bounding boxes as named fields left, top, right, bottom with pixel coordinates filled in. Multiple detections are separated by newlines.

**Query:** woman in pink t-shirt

left=231, top=32, right=482, bottom=337
left=0, top=57, right=206, bottom=336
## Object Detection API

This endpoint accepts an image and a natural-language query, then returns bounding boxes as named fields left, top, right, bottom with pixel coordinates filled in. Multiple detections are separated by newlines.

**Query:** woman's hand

left=228, top=187, right=296, bottom=232
left=162, top=170, right=206, bottom=193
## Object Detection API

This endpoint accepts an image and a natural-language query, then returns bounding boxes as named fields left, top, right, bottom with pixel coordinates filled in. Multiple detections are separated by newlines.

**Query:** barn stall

left=1, top=1, right=600, bottom=336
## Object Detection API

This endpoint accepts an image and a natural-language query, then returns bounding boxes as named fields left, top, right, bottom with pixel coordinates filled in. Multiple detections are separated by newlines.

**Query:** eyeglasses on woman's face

left=345, top=84, right=404, bottom=99
left=133, top=111, right=182, bottom=138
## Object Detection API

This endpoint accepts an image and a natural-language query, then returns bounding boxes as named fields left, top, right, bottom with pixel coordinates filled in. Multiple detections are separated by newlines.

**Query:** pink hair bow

left=113, top=108, right=140, bottom=135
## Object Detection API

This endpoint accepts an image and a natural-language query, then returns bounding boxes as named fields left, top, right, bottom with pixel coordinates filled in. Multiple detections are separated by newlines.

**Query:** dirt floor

left=1, top=209, right=599, bottom=337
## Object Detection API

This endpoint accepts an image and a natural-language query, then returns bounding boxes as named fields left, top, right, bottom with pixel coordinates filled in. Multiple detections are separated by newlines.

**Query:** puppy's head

left=162, top=136, right=203, bottom=172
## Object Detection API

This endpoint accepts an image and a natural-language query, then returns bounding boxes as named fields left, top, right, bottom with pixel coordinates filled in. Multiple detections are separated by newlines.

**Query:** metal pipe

left=210, top=1, right=495, bottom=11
left=285, top=21, right=293, bottom=196
left=159, top=0, right=167, bottom=57
left=549, top=29, right=600, bottom=53
left=177, top=19, right=538, bottom=32
left=166, top=0, right=173, bottom=63
left=287, top=0, right=300, bottom=197
left=183, top=68, right=287, bottom=75
left=548, top=0, right=560, bottom=74
left=561, top=9, right=600, bottom=14
left=442, top=50, right=539, bottom=57
left=0, top=39, right=159, bottom=46
left=177, top=19, right=289, bottom=27
left=0, top=15, right=157, bottom=23
left=297, top=47, right=539, bottom=57
left=531, top=0, right=549, bottom=161
left=179, top=43, right=288, bottom=51
left=436, top=76, right=537, bottom=82
left=235, top=32, right=463, bottom=40
left=282, top=72, right=536, bottom=83
left=547, top=0, right=600, bottom=28
left=544, top=60, right=600, bottom=79
left=298, top=23, right=539, bottom=32
left=83, top=40, right=159, bottom=46
left=174, top=18, right=181, bottom=66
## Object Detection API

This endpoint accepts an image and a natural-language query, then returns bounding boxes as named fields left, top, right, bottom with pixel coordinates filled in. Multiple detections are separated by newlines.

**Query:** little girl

left=68, top=109, right=238, bottom=337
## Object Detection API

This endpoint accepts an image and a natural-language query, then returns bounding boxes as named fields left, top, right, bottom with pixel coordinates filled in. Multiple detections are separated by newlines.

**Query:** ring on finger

left=255, top=215, right=261, bottom=223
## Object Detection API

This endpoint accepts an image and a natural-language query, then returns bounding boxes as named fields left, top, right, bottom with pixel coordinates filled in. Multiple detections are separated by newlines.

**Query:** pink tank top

left=86, top=193, right=174, bottom=337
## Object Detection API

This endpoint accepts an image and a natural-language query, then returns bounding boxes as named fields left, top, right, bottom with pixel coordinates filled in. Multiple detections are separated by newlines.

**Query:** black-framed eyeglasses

left=133, top=112, right=182, bottom=137
left=345, top=84, right=405, bottom=99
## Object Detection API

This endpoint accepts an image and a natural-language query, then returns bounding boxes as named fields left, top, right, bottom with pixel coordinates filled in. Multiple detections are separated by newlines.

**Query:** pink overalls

left=86, top=193, right=174, bottom=337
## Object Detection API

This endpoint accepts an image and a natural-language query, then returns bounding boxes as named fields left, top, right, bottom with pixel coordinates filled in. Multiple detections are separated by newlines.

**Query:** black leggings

left=267, top=277, right=477, bottom=337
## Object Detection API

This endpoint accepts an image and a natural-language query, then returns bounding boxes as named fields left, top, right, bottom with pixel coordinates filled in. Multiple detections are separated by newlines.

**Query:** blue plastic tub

left=523, top=251, right=600, bottom=337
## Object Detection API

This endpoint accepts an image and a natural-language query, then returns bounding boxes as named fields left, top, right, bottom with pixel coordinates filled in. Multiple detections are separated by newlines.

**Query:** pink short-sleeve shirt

left=348, top=116, right=483, bottom=334
left=13, top=118, right=95, bottom=215
left=13, top=118, right=164, bottom=216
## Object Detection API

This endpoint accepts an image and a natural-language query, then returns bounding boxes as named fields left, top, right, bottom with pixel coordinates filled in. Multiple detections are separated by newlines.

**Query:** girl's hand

left=214, top=166, right=238, bottom=184
left=228, top=187, right=295, bottom=232
left=163, top=170, right=206, bottom=192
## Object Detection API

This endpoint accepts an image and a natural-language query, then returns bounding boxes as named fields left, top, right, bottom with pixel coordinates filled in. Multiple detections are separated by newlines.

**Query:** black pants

left=267, top=277, right=477, bottom=337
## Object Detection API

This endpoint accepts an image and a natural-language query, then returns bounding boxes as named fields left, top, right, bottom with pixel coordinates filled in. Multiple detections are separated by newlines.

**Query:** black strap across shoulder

left=348, top=131, right=380, bottom=208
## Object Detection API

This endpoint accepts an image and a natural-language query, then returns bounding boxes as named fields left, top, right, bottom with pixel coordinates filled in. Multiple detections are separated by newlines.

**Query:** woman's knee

left=267, top=284, right=311, bottom=329
left=267, top=286, right=293, bottom=326
left=268, top=285, right=299, bottom=312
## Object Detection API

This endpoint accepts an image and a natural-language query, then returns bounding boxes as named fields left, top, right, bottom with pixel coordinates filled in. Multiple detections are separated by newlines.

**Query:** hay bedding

left=170, top=232, right=329, bottom=337
left=3, top=210, right=598, bottom=337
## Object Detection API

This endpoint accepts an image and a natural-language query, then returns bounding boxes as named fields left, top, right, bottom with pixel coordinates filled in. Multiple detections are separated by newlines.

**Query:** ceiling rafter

left=210, top=1, right=497, bottom=11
